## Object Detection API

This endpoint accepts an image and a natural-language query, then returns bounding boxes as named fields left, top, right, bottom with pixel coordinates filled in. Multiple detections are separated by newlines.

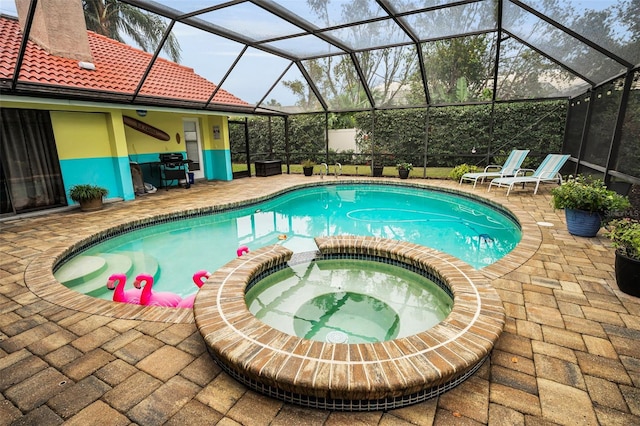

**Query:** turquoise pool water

left=55, top=184, right=521, bottom=299
left=246, top=258, right=453, bottom=344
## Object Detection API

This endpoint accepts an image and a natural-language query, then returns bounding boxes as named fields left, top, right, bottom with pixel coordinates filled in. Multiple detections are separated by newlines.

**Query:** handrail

left=320, top=163, right=328, bottom=179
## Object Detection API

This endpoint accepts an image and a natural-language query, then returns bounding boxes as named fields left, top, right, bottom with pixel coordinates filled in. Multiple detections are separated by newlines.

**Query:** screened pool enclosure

left=2, top=0, right=639, bottom=185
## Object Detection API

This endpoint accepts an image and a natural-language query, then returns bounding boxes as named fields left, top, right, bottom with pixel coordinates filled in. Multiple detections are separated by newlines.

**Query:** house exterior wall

left=50, top=110, right=133, bottom=204
left=126, top=110, right=190, bottom=190
left=2, top=98, right=234, bottom=209
left=203, top=115, right=233, bottom=181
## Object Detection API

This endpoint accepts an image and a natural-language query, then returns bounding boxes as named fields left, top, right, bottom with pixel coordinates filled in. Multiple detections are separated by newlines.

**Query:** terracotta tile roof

left=0, top=15, right=249, bottom=107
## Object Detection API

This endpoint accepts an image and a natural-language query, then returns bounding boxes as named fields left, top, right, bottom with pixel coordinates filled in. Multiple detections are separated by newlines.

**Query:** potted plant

left=607, top=218, right=640, bottom=297
left=301, top=160, right=315, bottom=176
left=550, top=175, right=630, bottom=237
left=396, top=162, right=413, bottom=179
left=69, top=184, right=108, bottom=212
left=366, top=158, right=384, bottom=177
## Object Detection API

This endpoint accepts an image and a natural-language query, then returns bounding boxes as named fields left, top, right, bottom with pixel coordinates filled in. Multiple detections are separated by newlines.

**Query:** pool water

left=246, top=258, right=453, bottom=343
left=55, top=184, right=520, bottom=299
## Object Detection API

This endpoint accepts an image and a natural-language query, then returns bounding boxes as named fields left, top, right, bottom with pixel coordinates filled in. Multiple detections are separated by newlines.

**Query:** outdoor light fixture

left=136, top=110, right=147, bottom=117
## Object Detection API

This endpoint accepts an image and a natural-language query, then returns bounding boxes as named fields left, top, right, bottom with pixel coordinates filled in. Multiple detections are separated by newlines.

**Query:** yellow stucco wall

left=185, top=114, right=229, bottom=151
left=123, top=110, right=185, bottom=155
left=51, top=111, right=113, bottom=159
left=4, top=97, right=234, bottom=184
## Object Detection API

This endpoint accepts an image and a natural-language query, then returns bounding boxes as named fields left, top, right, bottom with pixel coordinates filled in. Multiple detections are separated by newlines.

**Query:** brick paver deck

left=1, top=175, right=638, bottom=425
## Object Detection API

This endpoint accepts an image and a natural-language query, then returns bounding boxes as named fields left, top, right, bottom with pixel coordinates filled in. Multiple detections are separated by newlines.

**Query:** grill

left=159, top=153, right=191, bottom=189
left=159, top=152, right=187, bottom=167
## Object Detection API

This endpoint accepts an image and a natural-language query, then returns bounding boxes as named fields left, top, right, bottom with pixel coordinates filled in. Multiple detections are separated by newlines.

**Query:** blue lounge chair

left=459, top=149, right=530, bottom=188
left=488, top=154, right=570, bottom=196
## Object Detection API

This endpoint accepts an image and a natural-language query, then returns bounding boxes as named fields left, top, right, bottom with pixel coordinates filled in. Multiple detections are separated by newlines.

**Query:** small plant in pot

left=301, top=160, right=315, bottom=176
left=69, top=184, right=108, bottom=212
left=396, top=162, right=413, bottom=179
left=550, top=175, right=630, bottom=237
left=607, top=218, right=640, bottom=297
left=366, top=158, right=385, bottom=177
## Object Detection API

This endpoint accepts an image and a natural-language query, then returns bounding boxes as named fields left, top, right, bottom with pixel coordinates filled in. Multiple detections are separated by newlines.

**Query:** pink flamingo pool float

left=134, top=273, right=183, bottom=307
left=176, top=270, right=211, bottom=309
left=106, top=273, right=142, bottom=304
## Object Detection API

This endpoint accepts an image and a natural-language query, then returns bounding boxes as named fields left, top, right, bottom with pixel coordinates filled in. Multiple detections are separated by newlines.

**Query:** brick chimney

left=15, top=0, right=93, bottom=62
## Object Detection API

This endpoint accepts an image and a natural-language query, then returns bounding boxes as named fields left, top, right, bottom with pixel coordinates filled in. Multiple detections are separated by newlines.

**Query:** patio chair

left=459, top=149, right=530, bottom=188
left=488, top=154, right=570, bottom=196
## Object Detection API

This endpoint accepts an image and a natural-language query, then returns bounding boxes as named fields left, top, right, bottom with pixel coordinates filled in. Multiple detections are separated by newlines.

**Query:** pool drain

left=326, top=330, right=349, bottom=343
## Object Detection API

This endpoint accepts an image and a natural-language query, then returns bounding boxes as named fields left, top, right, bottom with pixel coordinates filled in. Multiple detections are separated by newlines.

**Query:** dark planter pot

left=565, top=209, right=602, bottom=237
left=79, top=197, right=104, bottom=212
left=398, top=169, right=409, bottom=179
left=615, top=252, right=640, bottom=297
left=372, top=166, right=384, bottom=177
left=303, top=166, right=314, bottom=177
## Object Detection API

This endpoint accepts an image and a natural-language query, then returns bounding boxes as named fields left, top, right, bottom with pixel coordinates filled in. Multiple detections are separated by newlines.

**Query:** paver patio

left=1, top=175, right=638, bottom=425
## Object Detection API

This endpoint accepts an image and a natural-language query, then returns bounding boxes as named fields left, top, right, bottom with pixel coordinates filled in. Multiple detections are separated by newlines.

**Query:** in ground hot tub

left=246, top=255, right=453, bottom=344
left=194, top=236, right=505, bottom=411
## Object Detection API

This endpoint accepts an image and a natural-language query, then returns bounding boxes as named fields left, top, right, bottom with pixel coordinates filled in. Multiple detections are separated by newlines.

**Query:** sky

left=0, top=0, right=297, bottom=106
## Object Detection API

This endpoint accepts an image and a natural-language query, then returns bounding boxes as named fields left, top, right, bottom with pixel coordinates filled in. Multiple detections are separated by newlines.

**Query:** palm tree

left=83, top=0, right=181, bottom=63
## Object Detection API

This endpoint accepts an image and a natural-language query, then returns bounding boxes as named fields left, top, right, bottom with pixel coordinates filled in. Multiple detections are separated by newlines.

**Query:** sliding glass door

left=0, top=108, right=66, bottom=216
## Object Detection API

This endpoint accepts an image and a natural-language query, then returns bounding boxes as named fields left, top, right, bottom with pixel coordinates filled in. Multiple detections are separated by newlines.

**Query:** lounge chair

left=459, top=149, right=530, bottom=188
left=488, top=154, right=570, bottom=196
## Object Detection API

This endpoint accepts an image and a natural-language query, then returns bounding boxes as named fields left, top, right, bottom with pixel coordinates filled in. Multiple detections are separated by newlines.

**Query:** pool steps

left=54, top=252, right=159, bottom=298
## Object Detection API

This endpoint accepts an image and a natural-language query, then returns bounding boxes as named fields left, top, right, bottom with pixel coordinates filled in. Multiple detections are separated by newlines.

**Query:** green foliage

left=449, top=164, right=480, bottom=181
left=330, top=149, right=356, bottom=165
left=69, top=184, right=108, bottom=202
left=301, top=159, right=315, bottom=167
left=352, top=101, right=565, bottom=168
left=287, top=114, right=326, bottom=163
left=229, top=100, right=566, bottom=172
left=608, top=218, right=640, bottom=260
left=396, top=162, right=413, bottom=171
left=550, top=175, right=630, bottom=215
left=354, top=108, right=428, bottom=166
left=492, top=101, right=567, bottom=168
left=425, top=36, right=493, bottom=103
left=83, top=0, right=181, bottom=62
left=328, top=113, right=356, bottom=129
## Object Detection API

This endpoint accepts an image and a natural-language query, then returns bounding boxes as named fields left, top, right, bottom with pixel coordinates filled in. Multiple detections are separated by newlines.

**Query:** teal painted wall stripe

left=128, top=152, right=188, bottom=189
left=116, top=156, right=136, bottom=201
left=60, top=157, right=135, bottom=203
left=204, top=148, right=232, bottom=181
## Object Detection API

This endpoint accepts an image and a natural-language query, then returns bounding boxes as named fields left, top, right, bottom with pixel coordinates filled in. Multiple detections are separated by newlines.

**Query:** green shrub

left=449, top=164, right=479, bottom=181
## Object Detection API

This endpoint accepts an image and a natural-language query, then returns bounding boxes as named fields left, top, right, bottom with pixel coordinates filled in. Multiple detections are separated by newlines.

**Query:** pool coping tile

left=193, top=236, right=505, bottom=408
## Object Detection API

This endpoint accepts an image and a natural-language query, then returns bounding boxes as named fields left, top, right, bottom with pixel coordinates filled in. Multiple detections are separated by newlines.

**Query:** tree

left=83, top=0, right=180, bottom=62
left=283, top=1, right=420, bottom=111
left=616, top=0, right=640, bottom=56
left=423, top=36, right=494, bottom=103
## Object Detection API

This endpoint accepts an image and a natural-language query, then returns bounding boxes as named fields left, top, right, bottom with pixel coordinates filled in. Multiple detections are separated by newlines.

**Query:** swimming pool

left=54, top=183, right=521, bottom=299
